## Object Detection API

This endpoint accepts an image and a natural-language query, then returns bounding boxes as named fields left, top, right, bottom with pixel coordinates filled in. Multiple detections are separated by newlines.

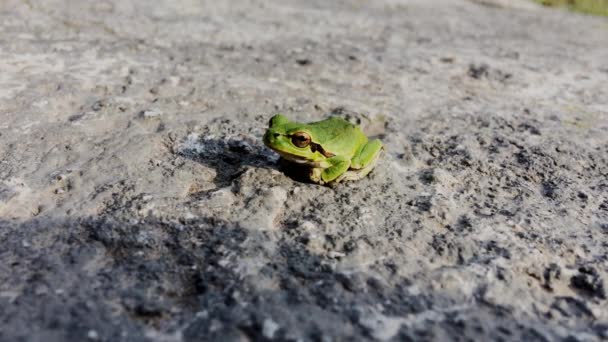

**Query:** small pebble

left=262, top=318, right=279, bottom=339
left=87, top=330, right=99, bottom=340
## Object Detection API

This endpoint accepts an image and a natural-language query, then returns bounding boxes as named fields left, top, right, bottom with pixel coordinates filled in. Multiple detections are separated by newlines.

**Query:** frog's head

left=263, top=114, right=323, bottom=163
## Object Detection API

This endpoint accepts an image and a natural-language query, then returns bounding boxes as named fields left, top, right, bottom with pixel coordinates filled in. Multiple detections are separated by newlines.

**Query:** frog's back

left=306, top=117, right=352, bottom=141
left=308, top=117, right=367, bottom=157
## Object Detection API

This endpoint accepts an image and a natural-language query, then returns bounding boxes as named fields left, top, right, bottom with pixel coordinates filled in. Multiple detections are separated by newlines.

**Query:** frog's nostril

left=273, top=133, right=280, bottom=138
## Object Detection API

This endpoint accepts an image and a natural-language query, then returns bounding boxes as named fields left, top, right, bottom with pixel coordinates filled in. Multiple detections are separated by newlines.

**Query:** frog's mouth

left=276, top=151, right=316, bottom=165
left=273, top=150, right=330, bottom=168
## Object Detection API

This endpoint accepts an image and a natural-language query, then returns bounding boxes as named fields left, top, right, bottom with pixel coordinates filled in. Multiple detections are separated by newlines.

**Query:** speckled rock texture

left=1, top=0, right=607, bottom=341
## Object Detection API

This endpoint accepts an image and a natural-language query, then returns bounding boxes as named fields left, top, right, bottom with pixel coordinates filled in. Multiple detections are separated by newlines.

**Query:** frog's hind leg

left=351, top=139, right=383, bottom=170
left=335, top=139, right=383, bottom=183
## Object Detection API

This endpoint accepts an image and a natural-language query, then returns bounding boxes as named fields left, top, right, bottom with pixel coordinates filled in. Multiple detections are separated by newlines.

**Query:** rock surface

left=1, top=0, right=607, bottom=341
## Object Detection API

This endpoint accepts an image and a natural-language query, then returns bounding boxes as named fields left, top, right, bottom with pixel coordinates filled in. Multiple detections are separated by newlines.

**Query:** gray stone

left=0, top=0, right=607, bottom=341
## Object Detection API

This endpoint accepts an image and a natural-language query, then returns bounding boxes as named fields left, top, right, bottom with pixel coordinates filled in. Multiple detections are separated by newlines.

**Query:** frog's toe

left=309, top=168, right=325, bottom=184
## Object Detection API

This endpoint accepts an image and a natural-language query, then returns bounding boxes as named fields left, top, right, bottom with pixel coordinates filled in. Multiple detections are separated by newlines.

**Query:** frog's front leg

left=310, top=156, right=351, bottom=184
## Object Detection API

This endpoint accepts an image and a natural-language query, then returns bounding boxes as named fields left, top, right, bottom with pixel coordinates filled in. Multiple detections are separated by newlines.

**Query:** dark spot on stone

left=296, top=58, right=311, bottom=66
left=498, top=209, right=514, bottom=217
left=366, top=276, right=384, bottom=293
left=384, top=260, right=398, bottom=274
left=518, top=122, right=541, bottom=135
left=408, top=196, right=432, bottom=212
left=550, top=297, right=594, bottom=319
left=577, top=192, right=588, bottom=202
left=521, top=328, right=550, bottom=342
left=468, top=63, right=512, bottom=82
left=468, top=63, right=489, bottom=79
left=431, top=234, right=445, bottom=255
left=593, top=323, right=608, bottom=339
left=418, top=169, right=435, bottom=184
left=343, top=240, right=357, bottom=253
left=335, top=273, right=358, bottom=292
left=484, top=240, right=511, bottom=260
left=570, top=267, right=606, bottom=299
left=542, top=264, right=561, bottom=291
left=91, top=100, right=105, bottom=111
left=68, top=113, right=84, bottom=122
left=495, top=266, right=509, bottom=281
left=497, top=326, right=512, bottom=336
left=455, top=215, right=473, bottom=232
left=541, top=181, right=558, bottom=199
left=330, top=107, right=346, bottom=115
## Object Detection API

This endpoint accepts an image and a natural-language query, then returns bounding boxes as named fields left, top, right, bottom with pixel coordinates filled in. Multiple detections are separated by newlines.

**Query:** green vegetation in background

left=535, top=0, right=608, bottom=16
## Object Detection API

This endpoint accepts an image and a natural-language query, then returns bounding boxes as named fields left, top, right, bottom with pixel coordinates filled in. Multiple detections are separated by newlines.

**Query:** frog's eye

left=291, top=132, right=311, bottom=148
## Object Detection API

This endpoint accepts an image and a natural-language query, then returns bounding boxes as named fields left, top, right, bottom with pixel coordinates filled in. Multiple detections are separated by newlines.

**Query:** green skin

left=263, top=114, right=383, bottom=184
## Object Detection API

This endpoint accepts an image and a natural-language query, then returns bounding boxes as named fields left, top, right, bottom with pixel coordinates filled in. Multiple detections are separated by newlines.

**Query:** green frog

left=263, top=114, right=383, bottom=185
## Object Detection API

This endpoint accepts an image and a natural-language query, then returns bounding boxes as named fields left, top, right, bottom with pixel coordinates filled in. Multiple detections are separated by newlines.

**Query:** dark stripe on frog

left=310, top=142, right=335, bottom=158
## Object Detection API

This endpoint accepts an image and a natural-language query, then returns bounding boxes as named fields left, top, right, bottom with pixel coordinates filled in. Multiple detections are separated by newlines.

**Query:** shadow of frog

left=175, top=133, right=315, bottom=188
left=175, top=133, right=274, bottom=187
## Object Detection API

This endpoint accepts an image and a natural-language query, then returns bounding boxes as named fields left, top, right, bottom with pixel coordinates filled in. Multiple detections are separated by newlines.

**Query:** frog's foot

left=309, top=156, right=351, bottom=185
left=310, top=167, right=324, bottom=185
